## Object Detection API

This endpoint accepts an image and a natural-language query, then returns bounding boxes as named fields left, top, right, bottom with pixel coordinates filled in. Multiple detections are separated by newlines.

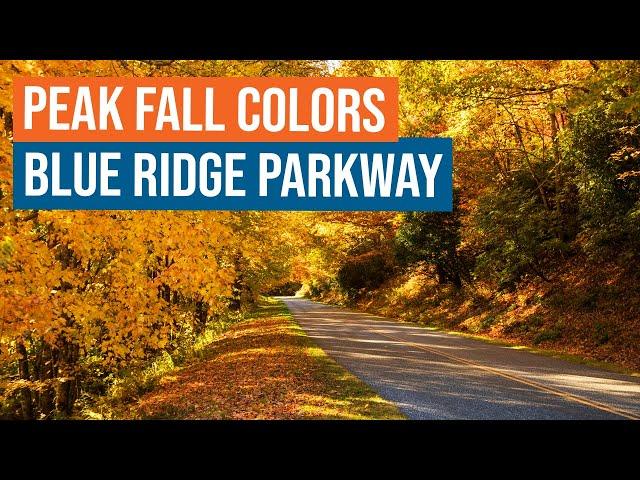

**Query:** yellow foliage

left=0, top=60, right=326, bottom=418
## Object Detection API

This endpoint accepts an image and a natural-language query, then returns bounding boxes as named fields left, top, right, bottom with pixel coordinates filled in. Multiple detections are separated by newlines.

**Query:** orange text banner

left=13, top=76, right=398, bottom=142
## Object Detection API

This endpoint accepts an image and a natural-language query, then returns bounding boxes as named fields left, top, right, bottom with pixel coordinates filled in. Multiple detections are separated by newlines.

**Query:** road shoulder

left=125, top=297, right=404, bottom=419
left=309, top=296, right=640, bottom=378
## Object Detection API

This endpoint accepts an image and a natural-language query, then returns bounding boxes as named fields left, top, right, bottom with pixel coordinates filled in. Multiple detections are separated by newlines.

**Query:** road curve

left=280, top=297, right=640, bottom=420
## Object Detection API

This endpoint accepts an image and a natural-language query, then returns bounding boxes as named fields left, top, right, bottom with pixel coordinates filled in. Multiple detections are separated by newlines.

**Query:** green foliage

left=527, top=315, right=544, bottom=330
left=576, top=290, right=599, bottom=312
left=265, top=281, right=303, bottom=296
left=336, top=252, right=390, bottom=294
left=302, top=278, right=337, bottom=298
left=593, top=321, right=613, bottom=346
left=76, top=310, right=244, bottom=419
left=533, top=324, right=563, bottom=345
left=503, top=315, right=545, bottom=335
left=480, top=315, right=498, bottom=330
left=474, top=172, right=570, bottom=288
left=568, top=106, right=640, bottom=258
left=109, top=351, right=175, bottom=403
left=308, top=60, right=640, bottom=323
left=395, top=193, right=466, bottom=288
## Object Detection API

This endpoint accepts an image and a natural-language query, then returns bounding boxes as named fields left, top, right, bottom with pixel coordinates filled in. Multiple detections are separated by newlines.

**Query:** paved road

left=280, top=297, right=640, bottom=420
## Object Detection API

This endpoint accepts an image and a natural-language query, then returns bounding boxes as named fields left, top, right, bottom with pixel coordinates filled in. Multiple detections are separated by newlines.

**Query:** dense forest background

left=1, top=60, right=639, bottom=419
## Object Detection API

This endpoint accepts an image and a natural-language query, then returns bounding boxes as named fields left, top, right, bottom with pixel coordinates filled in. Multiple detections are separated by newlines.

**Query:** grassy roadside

left=124, top=297, right=404, bottom=419
left=310, top=297, right=640, bottom=378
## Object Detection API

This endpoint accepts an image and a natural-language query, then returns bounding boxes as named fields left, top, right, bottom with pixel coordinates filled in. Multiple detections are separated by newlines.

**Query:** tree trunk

left=513, top=121, right=551, bottom=211
left=38, top=343, right=55, bottom=417
left=549, top=105, right=566, bottom=242
left=54, top=337, right=79, bottom=417
left=195, top=300, right=208, bottom=334
left=229, top=253, right=244, bottom=311
left=435, top=264, right=447, bottom=285
left=452, top=271, right=462, bottom=289
left=16, top=340, right=34, bottom=420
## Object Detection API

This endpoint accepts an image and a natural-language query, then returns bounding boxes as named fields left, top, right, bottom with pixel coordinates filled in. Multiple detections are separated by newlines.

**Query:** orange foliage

left=0, top=60, right=306, bottom=418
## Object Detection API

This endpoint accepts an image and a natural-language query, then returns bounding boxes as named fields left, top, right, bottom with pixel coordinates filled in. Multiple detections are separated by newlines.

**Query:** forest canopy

left=1, top=59, right=639, bottom=419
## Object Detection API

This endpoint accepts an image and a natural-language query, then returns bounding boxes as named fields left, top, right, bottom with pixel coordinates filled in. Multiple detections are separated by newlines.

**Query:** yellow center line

left=372, top=329, right=639, bottom=420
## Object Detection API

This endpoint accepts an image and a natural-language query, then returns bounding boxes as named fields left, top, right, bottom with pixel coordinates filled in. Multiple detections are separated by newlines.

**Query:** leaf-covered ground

left=126, top=298, right=403, bottom=419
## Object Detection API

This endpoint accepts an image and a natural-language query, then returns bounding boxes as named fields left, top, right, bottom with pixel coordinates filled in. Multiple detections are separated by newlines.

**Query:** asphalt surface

left=280, top=297, right=640, bottom=420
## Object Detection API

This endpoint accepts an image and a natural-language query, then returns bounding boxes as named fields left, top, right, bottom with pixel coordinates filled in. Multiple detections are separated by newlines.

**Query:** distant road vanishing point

left=281, top=297, right=640, bottom=420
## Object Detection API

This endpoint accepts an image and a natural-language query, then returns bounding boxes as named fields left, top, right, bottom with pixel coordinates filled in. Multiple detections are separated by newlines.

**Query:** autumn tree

left=300, top=60, right=640, bottom=299
left=0, top=59, right=327, bottom=419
